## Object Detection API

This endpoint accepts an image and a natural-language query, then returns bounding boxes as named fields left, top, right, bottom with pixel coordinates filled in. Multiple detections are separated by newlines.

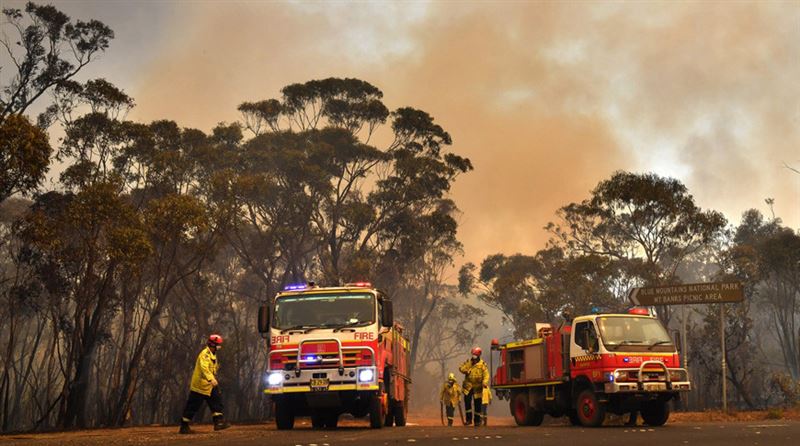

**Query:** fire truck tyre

left=324, top=413, right=339, bottom=429
left=393, top=400, right=407, bottom=427
left=384, top=405, right=394, bottom=427
left=275, top=401, right=295, bottom=430
left=311, top=412, right=325, bottom=429
left=641, top=400, right=670, bottom=426
left=567, top=410, right=581, bottom=426
left=575, top=389, right=605, bottom=427
left=511, top=393, right=539, bottom=426
left=369, top=394, right=384, bottom=429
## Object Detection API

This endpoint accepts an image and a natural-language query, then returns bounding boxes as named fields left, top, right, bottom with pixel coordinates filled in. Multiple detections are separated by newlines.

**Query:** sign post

left=720, top=303, right=727, bottom=412
left=629, top=281, right=744, bottom=412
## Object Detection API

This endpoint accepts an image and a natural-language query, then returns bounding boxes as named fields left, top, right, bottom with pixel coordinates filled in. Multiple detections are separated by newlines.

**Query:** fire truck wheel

left=511, top=393, right=542, bottom=426
left=567, top=410, right=581, bottom=426
left=275, top=400, right=295, bottom=430
left=369, top=394, right=384, bottom=429
left=640, top=400, right=670, bottom=426
left=575, top=389, right=605, bottom=427
left=311, top=412, right=325, bottom=429
left=384, top=406, right=394, bottom=426
left=324, top=413, right=339, bottom=428
left=393, top=400, right=407, bottom=426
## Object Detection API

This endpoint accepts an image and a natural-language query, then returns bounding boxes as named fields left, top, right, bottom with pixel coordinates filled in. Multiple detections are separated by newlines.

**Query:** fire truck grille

left=271, top=350, right=373, bottom=370
left=626, top=370, right=667, bottom=381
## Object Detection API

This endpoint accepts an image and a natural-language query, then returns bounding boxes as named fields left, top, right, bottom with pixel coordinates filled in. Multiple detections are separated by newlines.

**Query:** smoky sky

left=4, top=1, right=799, bottom=274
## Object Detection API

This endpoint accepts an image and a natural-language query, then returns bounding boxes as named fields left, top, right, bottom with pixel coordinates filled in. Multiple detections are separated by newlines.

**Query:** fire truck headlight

left=357, top=367, right=375, bottom=383
left=669, top=370, right=685, bottom=381
left=267, top=372, right=284, bottom=386
left=614, top=371, right=628, bottom=381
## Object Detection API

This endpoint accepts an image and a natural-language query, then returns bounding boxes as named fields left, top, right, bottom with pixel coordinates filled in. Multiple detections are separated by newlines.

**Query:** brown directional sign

left=629, top=281, right=744, bottom=306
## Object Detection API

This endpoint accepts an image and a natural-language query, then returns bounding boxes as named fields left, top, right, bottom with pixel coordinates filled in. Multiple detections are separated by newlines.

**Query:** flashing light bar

left=283, top=283, right=308, bottom=291
left=346, top=282, right=372, bottom=288
left=627, top=307, right=650, bottom=316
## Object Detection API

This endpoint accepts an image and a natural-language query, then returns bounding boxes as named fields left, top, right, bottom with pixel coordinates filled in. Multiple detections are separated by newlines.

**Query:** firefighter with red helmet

left=459, top=346, right=489, bottom=426
left=179, top=334, right=231, bottom=434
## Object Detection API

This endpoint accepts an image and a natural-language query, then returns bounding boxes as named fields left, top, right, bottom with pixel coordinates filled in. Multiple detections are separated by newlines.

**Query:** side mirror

left=257, top=305, right=270, bottom=336
left=381, top=300, right=394, bottom=328
left=672, top=330, right=682, bottom=353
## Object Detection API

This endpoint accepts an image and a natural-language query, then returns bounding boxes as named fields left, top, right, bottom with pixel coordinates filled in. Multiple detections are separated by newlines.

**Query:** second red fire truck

left=258, top=282, right=411, bottom=430
left=490, top=308, right=691, bottom=427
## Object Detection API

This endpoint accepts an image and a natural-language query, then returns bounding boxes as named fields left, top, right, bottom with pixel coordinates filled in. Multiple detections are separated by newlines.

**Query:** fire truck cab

left=491, top=309, right=691, bottom=427
left=257, top=282, right=410, bottom=430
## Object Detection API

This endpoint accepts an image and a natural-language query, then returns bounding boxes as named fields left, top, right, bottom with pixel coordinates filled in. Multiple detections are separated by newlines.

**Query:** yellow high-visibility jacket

left=481, top=387, right=492, bottom=405
left=190, top=346, right=219, bottom=396
left=459, top=358, right=489, bottom=395
left=440, top=382, right=461, bottom=407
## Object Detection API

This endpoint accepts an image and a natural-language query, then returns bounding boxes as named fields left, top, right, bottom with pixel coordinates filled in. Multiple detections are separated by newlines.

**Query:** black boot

left=213, top=415, right=231, bottom=431
left=179, top=421, right=192, bottom=434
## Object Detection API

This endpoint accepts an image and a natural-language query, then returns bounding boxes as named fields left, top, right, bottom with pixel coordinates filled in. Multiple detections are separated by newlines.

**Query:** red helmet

left=208, top=334, right=223, bottom=346
left=471, top=346, right=482, bottom=356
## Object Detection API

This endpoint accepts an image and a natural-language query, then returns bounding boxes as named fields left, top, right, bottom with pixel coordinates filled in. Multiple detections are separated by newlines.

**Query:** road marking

left=747, top=424, right=787, bottom=428
left=408, top=439, right=416, bottom=443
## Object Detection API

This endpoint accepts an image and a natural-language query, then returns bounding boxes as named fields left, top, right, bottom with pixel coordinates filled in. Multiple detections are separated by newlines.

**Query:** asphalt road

left=1, top=420, right=797, bottom=446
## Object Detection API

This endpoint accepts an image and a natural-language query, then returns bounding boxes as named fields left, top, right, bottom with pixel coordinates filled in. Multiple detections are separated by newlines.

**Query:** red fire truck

left=257, top=282, right=411, bottom=430
left=490, top=308, right=690, bottom=427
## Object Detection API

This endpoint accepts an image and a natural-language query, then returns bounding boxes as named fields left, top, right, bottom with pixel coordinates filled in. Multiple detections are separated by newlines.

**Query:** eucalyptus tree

left=546, top=171, right=726, bottom=323
left=236, top=79, right=471, bottom=289
left=0, top=2, right=113, bottom=124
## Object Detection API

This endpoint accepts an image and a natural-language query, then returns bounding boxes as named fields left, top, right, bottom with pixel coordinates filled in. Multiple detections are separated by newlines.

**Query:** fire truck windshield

left=273, top=293, right=375, bottom=330
left=596, top=316, right=674, bottom=352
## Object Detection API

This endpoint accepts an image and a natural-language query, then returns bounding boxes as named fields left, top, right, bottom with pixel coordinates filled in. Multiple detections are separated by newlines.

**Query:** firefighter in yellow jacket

left=179, top=334, right=231, bottom=434
left=440, top=373, right=461, bottom=426
left=459, top=346, right=489, bottom=426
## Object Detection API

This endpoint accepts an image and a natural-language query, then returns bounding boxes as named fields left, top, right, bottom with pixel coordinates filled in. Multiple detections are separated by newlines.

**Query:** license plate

left=644, top=382, right=666, bottom=391
left=310, top=378, right=329, bottom=391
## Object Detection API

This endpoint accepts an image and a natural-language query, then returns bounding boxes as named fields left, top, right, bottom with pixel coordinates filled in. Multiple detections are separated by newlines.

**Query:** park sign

left=628, top=281, right=744, bottom=306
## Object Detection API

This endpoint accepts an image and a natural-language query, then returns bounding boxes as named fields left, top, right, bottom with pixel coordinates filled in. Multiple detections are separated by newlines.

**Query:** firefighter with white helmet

left=459, top=346, right=489, bottom=426
left=179, top=334, right=231, bottom=434
left=440, top=373, right=461, bottom=426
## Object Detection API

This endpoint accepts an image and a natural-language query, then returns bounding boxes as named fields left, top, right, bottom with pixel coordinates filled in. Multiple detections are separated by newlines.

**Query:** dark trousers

left=445, top=404, right=455, bottom=426
left=464, top=393, right=482, bottom=425
left=181, top=388, right=224, bottom=422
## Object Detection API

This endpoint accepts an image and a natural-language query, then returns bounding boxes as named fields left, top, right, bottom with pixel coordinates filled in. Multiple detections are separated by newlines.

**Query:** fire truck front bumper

left=603, top=380, right=692, bottom=393
left=603, top=367, right=692, bottom=393
left=263, top=366, right=379, bottom=395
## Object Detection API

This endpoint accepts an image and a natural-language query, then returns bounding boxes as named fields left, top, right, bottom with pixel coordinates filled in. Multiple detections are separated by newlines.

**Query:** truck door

left=570, top=320, right=599, bottom=359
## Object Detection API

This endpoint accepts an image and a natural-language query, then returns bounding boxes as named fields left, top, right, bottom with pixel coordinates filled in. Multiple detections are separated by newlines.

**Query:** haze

left=5, top=0, right=799, bottom=273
